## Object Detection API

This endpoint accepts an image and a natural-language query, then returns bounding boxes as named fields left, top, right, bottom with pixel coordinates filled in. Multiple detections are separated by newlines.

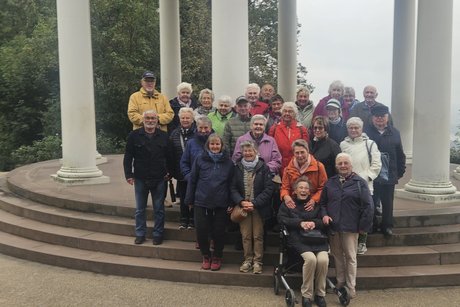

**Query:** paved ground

left=1, top=253, right=460, bottom=307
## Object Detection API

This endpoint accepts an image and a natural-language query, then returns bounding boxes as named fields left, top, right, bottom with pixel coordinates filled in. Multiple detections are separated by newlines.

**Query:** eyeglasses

left=313, top=126, right=324, bottom=130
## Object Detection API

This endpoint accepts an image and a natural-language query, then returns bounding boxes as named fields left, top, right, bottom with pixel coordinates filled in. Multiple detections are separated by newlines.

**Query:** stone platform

left=1, top=155, right=460, bottom=290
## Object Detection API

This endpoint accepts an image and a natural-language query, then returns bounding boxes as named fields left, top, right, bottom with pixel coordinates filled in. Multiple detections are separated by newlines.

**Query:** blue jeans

left=134, top=178, right=166, bottom=238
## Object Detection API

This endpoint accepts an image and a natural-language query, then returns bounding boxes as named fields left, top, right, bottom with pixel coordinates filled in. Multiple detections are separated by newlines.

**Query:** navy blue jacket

left=319, top=174, right=374, bottom=233
left=180, top=133, right=210, bottom=181
left=123, top=127, right=172, bottom=182
left=365, top=124, right=406, bottom=185
left=230, top=160, right=274, bottom=221
left=184, top=150, right=234, bottom=209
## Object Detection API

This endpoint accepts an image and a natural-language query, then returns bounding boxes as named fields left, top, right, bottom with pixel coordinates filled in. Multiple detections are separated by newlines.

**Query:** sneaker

left=134, top=236, right=145, bottom=245
left=314, top=295, right=327, bottom=307
left=210, top=257, right=222, bottom=271
left=357, top=242, right=367, bottom=255
left=164, top=199, right=173, bottom=208
left=179, top=224, right=187, bottom=230
left=253, top=262, right=263, bottom=274
left=239, top=261, right=252, bottom=273
left=187, top=224, right=195, bottom=230
left=201, top=256, right=211, bottom=270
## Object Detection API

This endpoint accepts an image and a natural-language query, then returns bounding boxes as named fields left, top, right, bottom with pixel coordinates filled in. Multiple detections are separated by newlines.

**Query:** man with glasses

left=127, top=71, right=174, bottom=132
left=124, top=110, right=173, bottom=245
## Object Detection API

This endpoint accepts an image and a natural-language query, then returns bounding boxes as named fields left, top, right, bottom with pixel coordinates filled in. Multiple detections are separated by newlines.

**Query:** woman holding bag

left=230, top=140, right=274, bottom=274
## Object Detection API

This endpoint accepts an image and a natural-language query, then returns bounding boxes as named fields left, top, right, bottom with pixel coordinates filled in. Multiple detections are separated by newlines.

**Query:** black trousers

left=372, top=183, right=395, bottom=231
left=194, top=206, right=228, bottom=258
left=177, top=180, right=193, bottom=225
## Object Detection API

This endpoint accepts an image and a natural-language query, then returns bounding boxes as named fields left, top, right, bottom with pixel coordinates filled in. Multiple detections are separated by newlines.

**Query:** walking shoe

left=134, top=236, right=145, bottom=244
left=314, top=295, right=327, bottom=307
left=210, top=257, right=222, bottom=271
left=187, top=224, right=195, bottom=230
left=383, top=228, right=393, bottom=238
left=152, top=237, right=163, bottom=245
left=164, top=199, right=173, bottom=207
left=239, top=261, right=252, bottom=273
left=201, top=256, right=211, bottom=270
left=253, top=262, right=263, bottom=274
left=179, top=224, right=187, bottom=230
left=357, top=242, right=367, bottom=255
left=302, top=297, right=312, bottom=307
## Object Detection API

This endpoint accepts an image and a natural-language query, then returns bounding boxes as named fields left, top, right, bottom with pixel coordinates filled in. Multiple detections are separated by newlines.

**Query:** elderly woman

left=230, top=140, right=274, bottom=274
left=232, top=114, right=282, bottom=176
left=185, top=134, right=233, bottom=271
left=265, top=94, right=284, bottom=132
left=295, top=87, right=315, bottom=129
left=168, top=82, right=198, bottom=132
left=278, top=176, right=329, bottom=307
left=194, top=88, right=215, bottom=119
left=169, top=107, right=196, bottom=230
left=310, top=116, right=341, bottom=178
left=280, top=139, right=327, bottom=211
left=326, top=99, right=348, bottom=144
left=208, top=95, right=235, bottom=137
left=340, top=117, right=381, bottom=255
left=341, top=87, right=359, bottom=121
left=321, top=153, right=373, bottom=300
left=268, top=102, right=309, bottom=176
left=312, top=80, right=344, bottom=119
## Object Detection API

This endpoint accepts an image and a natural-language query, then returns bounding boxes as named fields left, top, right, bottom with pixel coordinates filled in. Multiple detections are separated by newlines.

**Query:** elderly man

left=321, top=153, right=373, bottom=300
left=365, top=105, right=406, bottom=237
left=127, top=71, right=174, bottom=132
left=123, top=110, right=172, bottom=245
left=349, top=85, right=392, bottom=129
left=223, top=96, right=252, bottom=155
left=260, top=83, right=276, bottom=103
left=246, top=83, right=269, bottom=116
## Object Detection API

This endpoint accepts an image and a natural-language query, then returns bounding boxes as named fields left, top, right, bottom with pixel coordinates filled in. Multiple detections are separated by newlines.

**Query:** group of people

left=123, top=71, right=406, bottom=306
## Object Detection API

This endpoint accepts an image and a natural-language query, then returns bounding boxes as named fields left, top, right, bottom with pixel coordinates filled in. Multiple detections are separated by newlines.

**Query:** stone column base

left=395, top=188, right=460, bottom=204
left=51, top=174, right=110, bottom=186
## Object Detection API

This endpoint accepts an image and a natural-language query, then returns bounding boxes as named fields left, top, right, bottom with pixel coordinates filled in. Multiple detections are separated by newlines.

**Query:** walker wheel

left=285, top=289, right=295, bottom=307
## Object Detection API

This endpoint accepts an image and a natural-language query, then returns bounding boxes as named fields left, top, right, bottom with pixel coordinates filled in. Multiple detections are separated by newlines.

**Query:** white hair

left=177, top=82, right=193, bottom=94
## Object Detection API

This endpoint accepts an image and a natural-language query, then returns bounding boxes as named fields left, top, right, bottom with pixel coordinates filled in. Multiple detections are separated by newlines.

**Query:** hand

left=284, top=196, right=295, bottom=209
left=126, top=178, right=134, bottom=185
left=322, top=215, right=332, bottom=225
left=304, top=199, right=315, bottom=211
left=241, top=201, right=254, bottom=212
left=300, top=221, right=316, bottom=230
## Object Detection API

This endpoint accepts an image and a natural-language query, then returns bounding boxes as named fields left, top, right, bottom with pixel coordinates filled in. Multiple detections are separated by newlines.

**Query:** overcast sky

left=296, top=0, right=460, bottom=136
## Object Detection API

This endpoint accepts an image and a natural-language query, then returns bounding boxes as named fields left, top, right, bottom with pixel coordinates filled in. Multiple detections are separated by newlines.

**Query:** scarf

left=207, top=150, right=223, bottom=163
left=241, top=155, right=259, bottom=171
left=294, top=154, right=311, bottom=174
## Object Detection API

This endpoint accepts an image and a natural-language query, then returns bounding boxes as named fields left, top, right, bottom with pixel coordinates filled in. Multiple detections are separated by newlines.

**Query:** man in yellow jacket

left=127, top=71, right=174, bottom=132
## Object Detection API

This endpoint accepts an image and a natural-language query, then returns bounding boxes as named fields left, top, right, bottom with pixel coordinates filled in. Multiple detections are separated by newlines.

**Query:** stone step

left=2, top=191, right=460, bottom=249
left=1, top=205, right=460, bottom=269
left=2, top=230, right=460, bottom=290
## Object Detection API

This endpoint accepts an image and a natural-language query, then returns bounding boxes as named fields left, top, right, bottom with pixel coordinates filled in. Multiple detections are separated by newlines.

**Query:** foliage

left=96, top=131, right=126, bottom=155
left=11, top=135, right=62, bottom=167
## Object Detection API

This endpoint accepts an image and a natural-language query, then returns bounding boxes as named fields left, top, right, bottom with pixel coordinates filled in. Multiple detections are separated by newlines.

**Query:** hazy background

left=297, top=0, right=460, bottom=139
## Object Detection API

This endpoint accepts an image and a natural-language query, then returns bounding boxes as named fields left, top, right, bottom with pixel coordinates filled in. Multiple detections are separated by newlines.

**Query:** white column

left=277, top=0, right=297, bottom=102
left=160, top=0, right=181, bottom=99
left=52, top=0, right=109, bottom=185
left=212, top=0, right=249, bottom=99
left=391, top=0, right=416, bottom=163
left=397, top=0, right=459, bottom=203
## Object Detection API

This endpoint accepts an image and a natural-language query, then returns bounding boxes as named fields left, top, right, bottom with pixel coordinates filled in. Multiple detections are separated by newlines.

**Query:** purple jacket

left=232, top=131, right=282, bottom=175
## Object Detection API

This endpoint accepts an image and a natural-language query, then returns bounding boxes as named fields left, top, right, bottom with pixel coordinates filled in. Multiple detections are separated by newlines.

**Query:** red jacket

left=268, top=120, right=309, bottom=176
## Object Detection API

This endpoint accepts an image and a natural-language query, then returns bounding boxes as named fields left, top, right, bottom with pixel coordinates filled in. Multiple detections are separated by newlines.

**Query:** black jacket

left=328, top=118, right=348, bottom=144
left=278, top=198, right=329, bottom=254
left=169, top=123, right=196, bottom=181
left=230, top=160, right=275, bottom=221
left=310, top=137, right=341, bottom=178
left=168, top=97, right=198, bottom=133
left=365, top=124, right=406, bottom=184
left=123, top=127, right=172, bottom=182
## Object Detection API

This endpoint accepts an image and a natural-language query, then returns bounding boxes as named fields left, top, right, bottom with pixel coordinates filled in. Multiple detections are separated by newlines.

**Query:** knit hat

left=326, top=98, right=341, bottom=110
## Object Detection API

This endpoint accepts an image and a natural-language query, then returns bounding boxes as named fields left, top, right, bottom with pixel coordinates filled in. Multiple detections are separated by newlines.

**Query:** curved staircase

left=1, top=156, right=460, bottom=290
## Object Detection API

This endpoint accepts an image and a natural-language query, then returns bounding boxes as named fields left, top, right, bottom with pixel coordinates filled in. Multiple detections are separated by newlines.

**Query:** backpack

left=365, top=140, right=389, bottom=182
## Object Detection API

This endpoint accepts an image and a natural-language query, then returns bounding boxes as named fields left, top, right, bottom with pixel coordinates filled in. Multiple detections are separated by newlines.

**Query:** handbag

left=230, top=205, right=248, bottom=223
left=365, top=140, right=389, bottom=182
left=299, top=229, right=328, bottom=244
